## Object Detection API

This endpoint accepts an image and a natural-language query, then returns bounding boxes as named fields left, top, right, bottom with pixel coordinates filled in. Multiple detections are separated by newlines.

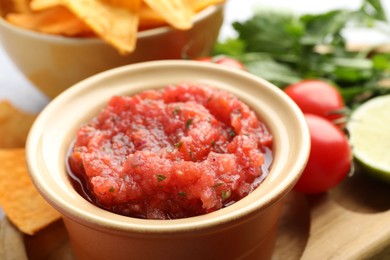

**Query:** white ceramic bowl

left=0, top=2, right=224, bottom=98
left=26, top=60, right=310, bottom=260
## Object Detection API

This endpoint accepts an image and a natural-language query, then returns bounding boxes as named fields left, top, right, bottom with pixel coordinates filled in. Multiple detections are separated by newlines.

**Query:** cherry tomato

left=284, top=79, right=345, bottom=125
left=196, top=56, right=246, bottom=70
left=294, top=114, right=352, bottom=194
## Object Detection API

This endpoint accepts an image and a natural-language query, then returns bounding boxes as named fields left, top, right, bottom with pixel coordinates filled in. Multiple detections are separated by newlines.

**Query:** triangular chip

left=138, top=3, right=166, bottom=30
left=61, top=0, right=141, bottom=54
left=29, top=0, right=61, bottom=11
left=9, top=0, right=31, bottom=13
left=143, top=0, right=193, bottom=30
left=6, top=5, right=93, bottom=37
left=189, top=0, right=225, bottom=12
left=0, top=149, right=61, bottom=235
left=0, top=100, right=36, bottom=148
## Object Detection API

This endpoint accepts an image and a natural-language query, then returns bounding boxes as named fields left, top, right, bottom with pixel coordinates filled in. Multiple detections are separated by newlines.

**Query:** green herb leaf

left=361, top=0, right=388, bottom=21
left=213, top=38, right=245, bottom=56
left=243, top=54, right=302, bottom=85
left=221, top=190, right=231, bottom=200
left=214, top=0, right=390, bottom=108
left=300, top=10, right=349, bottom=46
left=173, top=107, right=181, bottom=116
left=212, top=182, right=224, bottom=188
left=228, top=129, right=237, bottom=138
left=178, top=191, right=187, bottom=197
left=185, top=118, right=193, bottom=130
left=189, top=150, right=197, bottom=161
left=157, top=174, right=166, bottom=182
left=372, top=53, right=390, bottom=71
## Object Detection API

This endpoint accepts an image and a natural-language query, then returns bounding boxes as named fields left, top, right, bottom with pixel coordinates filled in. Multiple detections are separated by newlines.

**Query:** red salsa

left=68, top=83, right=273, bottom=219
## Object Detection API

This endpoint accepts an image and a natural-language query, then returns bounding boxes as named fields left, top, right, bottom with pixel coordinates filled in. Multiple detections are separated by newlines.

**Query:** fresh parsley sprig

left=214, top=0, right=390, bottom=107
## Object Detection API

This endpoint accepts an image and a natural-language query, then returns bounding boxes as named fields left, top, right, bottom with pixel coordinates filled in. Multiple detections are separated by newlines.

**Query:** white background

left=1, top=0, right=390, bottom=113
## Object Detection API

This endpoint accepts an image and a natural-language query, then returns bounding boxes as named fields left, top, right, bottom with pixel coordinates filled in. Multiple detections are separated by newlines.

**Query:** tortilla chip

left=9, top=0, right=30, bottom=13
left=0, top=100, right=36, bottom=149
left=61, top=0, right=141, bottom=54
left=189, top=0, right=225, bottom=12
left=0, top=149, right=61, bottom=235
left=29, top=0, right=61, bottom=11
left=138, top=3, right=166, bottom=30
left=143, top=0, right=193, bottom=30
left=138, top=0, right=225, bottom=31
left=6, top=5, right=93, bottom=37
left=102, top=0, right=138, bottom=9
left=6, top=0, right=225, bottom=53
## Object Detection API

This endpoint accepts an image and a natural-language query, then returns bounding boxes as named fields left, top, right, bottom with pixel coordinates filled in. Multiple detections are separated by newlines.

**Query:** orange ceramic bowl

left=0, top=1, right=224, bottom=99
left=26, top=60, right=310, bottom=260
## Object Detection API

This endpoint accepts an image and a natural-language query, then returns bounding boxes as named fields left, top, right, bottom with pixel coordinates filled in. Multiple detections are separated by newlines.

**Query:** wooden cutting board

left=274, top=164, right=390, bottom=260
left=1, top=164, right=385, bottom=260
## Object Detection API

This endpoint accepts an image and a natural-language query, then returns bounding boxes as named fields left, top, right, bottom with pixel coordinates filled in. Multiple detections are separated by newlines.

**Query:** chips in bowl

left=5, top=0, right=225, bottom=54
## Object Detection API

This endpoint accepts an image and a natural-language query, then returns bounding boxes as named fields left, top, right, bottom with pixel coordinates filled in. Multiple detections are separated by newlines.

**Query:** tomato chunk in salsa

left=68, top=83, right=273, bottom=219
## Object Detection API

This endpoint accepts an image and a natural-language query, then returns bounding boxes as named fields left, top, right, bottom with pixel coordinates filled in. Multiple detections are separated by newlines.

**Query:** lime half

left=348, top=95, right=390, bottom=183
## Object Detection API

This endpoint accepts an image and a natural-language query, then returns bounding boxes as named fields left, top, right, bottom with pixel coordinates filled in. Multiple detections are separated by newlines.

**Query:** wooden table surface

left=274, top=165, right=390, bottom=260
left=1, top=1, right=390, bottom=259
left=2, top=163, right=388, bottom=260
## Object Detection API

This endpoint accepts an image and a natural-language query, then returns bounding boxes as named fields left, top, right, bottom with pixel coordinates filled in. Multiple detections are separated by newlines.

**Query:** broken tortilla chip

left=4, top=0, right=225, bottom=54
left=0, top=100, right=36, bottom=149
left=61, top=0, right=141, bottom=54
left=189, top=0, right=225, bottom=12
left=138, top=3, right=166, bottom=30
left=0, top=149, right=61, bottom=235
left=29, top=0, right=61, bottom=11
left=143, top=0, right=193, bottom=30
left=6, top=5, right=93, bottom=37
left=9, top=0, right=30, bottom=13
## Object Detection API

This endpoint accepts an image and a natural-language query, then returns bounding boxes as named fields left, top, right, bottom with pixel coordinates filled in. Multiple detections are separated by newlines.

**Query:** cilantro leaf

left=214, top=0, right=390, bottom=107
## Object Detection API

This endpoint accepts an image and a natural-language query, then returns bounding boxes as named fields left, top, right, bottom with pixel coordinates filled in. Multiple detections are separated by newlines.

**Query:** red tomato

left=195, top=57, right=213, bottom=62
left=196, top=56, right=246, bottom=70
left=284, top=79, right=345, bottom=125
left=294, top=114, right=352, bottom=194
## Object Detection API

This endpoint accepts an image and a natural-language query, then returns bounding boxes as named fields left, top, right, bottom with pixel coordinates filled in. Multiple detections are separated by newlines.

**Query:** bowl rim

left=0, top=3, right=223, bottom=43
left=26, top=60, right=310, bottom=234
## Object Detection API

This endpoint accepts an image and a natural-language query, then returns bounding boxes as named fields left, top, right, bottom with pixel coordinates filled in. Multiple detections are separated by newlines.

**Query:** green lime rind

left=354, top=157, right=390, bottom=184
left=347, top=95, right=390, bottom=184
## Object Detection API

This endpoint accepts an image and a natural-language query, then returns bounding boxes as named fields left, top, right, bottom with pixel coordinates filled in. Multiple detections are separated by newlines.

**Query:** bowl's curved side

left=26, top=60, right=310, bottom=232
left=26, top=60, right=310, bottom=260
left=0, top=4, right=224, bottom=98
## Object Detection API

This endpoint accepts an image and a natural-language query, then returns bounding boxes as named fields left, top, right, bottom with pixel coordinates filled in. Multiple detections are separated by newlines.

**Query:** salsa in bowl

left=26, top=60, right=309, bottom=260
left=67, top=83, right=273, bottom=220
